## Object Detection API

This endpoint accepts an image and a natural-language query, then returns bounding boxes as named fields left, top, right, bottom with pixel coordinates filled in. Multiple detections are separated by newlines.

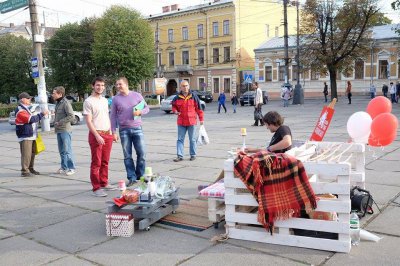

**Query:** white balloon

left=353, top=134, right=369, bottom=144
left=347, top=111, right=372, bottom=140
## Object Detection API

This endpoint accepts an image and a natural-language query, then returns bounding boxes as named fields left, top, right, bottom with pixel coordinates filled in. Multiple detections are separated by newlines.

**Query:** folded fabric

left=234, top=151, right=317, bottom=233
left=113, top=197, right=128, bottom=207
left=199, top=179, right=225, bottom=198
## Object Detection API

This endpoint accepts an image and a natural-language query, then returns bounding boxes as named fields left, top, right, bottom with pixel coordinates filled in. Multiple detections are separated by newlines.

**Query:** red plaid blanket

left=234, top=151, right=317, bottom=233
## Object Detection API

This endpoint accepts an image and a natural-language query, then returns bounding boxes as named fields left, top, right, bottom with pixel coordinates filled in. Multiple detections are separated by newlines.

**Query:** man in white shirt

left=252, top=82, right=264, bottom=126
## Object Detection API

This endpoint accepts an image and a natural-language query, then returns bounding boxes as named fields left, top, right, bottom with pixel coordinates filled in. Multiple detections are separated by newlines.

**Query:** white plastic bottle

left=350, top=210, right=360, bottom=246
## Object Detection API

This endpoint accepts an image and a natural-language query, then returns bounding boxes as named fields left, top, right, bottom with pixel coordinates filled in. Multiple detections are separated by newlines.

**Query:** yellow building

left=146, top=0, right=297, bottom=98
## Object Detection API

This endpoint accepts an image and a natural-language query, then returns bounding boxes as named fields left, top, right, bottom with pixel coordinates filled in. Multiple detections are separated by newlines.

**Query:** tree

left=92, top=5, right=155, bottom=87
left=369, top=11, right=392, bottom=25
left=45, top=18, right=97, bottom=97
left=0, top=35, right=34, bottom=103
left=300, top=0, right=378, bottom=100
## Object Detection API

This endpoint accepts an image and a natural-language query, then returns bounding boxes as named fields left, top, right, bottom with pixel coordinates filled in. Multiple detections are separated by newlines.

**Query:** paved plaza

left=0, top=96, right=399, bottom=265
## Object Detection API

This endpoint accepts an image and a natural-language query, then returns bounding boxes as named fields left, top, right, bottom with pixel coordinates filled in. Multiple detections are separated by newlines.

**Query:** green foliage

left=144, top=98, right=159, bottom=106
left=45, top=18, right=97, bottom=98
left=0, top=35, right=35, bottom=103
left=71, top=102, right=83, bottom=111
left=0, top=106, right=17, bottom=118
left=92, top=5, right=155, bottom=86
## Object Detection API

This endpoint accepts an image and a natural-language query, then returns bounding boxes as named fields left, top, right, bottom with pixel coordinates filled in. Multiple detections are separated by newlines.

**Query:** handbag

left=253, top=107, right=262, bottom=120
left=350, top=186, right=375, bottom=217
left=197, top=125, right=210, bottom=145
left=35, top=133, right=45, bottom=155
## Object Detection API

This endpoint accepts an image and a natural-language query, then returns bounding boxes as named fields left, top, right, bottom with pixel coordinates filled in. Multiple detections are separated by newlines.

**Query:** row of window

left=157, top=20, right=230, bottom=43
left=167, top=46, right=231, bottom=66
left=261, top=59, right=395, bottom=82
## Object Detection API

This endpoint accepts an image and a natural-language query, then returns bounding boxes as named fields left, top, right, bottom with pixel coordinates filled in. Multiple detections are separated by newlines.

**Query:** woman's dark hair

left=263, top=111, right=284, bottom=126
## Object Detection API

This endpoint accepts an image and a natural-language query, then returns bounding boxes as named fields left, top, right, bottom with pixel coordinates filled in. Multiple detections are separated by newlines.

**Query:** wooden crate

left=224, top=145, right=354, bottom=253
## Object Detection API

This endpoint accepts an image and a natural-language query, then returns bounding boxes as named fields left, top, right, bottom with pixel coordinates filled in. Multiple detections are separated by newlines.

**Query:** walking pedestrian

left=172, top=80, right=204, bottom=162
left=52, top=86, right=76, bottom=176
left=15, top=92, right=49, bottom=177
left=382, top=83, right=388, bottom=97
left=252, top=82, right=264, bottom=126
left=346, top=81, right=352, bottom=104
left=323, top=82, right=328, bottom=102
left=83, top=77, right=116, bottom=197
left=282, top=87, right=291, bottom=107
left=217, top=91, right=227, bottom=113
left=110, top=77, right=149, bottom=187
left=231, top=92, right=238, bottom=113
left=389, top=82, right=396, bottom=103
left=397, top=81, right=400, bottom=103
left=369, top=83, right=376, bottom=99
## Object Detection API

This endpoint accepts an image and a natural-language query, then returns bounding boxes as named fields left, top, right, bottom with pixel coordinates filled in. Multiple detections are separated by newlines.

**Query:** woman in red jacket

left=171, top=80, right=204, bottom=162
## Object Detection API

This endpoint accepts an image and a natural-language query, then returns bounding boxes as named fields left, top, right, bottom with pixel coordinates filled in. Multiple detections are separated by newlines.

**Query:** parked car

left=160, top=95, right=206, bottom=113
left=8, top=103, right=83, bottom=126
left=192, top=90, right=213, bottom=103
left=239, top=91, right=255, bottom=106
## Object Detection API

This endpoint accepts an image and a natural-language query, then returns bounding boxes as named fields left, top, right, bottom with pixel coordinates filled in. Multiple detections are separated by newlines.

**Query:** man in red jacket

left=171, top=80, right=204, bottom=162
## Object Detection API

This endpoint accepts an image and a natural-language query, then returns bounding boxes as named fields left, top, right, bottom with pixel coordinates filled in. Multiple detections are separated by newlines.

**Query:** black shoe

left=260, top=124, right=265, bottom=126
left=21, top=172, right=33, bottom=177
left=251, top=124, right=258, bottom=127
left=190, top=156, right=196, bottom=161
left=127, top=179, right=137, bottom=187
left=29, top=169, right=40, bottom=175
left=173, top=157, right=183, bottom=162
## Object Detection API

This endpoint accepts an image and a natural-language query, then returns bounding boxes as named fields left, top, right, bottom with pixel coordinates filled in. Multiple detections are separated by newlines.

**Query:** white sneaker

left=92, top=189, right=107, bottom=197
left=55, top=168, right=66, bottom=174
left=66, top=169, right=75, bottom=176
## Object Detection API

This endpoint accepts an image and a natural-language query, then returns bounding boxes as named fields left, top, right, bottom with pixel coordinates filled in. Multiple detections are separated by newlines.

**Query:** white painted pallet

left=208, top=198, right=225, bottom=228
left=224, top=144, right=356, bottom=253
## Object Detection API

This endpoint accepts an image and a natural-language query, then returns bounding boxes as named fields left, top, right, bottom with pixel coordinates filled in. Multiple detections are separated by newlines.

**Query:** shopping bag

left=197, top=125, right=209, bottom=145
left=105, top=212, right=134, bottom=237
left=35, top=133, right=45, bottom=155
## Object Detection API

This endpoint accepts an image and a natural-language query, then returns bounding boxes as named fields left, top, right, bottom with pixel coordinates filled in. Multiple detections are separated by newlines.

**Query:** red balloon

left=370, top=113, right=398, bottom=140
left=366, top=96, right=392, bottom=119
left=368, top=132, right=397, bottom=147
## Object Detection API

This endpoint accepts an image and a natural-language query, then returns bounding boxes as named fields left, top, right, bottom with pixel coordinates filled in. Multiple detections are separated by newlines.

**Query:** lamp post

left=282, top=0, right=291, bottom=92
left=292, top=0, right=303, bottom=104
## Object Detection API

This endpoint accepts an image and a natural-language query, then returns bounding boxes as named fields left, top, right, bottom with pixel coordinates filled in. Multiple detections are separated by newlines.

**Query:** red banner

left=310, top=106, right=335, bottom=141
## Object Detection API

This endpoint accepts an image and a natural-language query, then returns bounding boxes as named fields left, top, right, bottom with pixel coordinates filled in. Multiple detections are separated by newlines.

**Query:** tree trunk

left=328, top=66, right=338, bottom=101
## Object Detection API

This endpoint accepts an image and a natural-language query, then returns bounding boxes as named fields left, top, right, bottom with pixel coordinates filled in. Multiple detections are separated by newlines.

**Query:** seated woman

left=246, top=111, right=292, bottom=153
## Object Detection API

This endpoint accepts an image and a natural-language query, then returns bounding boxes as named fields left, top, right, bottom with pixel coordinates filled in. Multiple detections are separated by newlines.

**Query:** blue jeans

left=119, top=127, right=146, bottom=181
left=177, top=125, right=196, bottom=158
left=57, top=132, right=75, bottom=170
left=233, top=104, right=237, bottom=113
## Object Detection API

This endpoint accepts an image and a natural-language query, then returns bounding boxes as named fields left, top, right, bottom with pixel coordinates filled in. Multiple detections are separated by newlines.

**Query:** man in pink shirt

left=110, top=77, right=149, bottom=187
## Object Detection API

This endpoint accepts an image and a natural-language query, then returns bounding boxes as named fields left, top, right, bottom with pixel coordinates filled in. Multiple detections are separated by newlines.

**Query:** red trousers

left=88, top=132, right=113, bottom=191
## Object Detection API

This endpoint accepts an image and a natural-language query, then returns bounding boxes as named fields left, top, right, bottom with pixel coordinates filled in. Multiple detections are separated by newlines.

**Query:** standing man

left=217, top=91, right=227, bottom=113
left=52, top=86, right=76, bottom=176
left=83, top=77, right=116, bottom=197
left=382, top=83, right=388, bottom=97
left=389, top=82, right=396, bottom=103
left=323, top=82, right=328, bottom=103
left=110, top=77, right=149, bottom=187
left=346, top=81, right=352, bottom=104
left=172, top=80, right=204, bottom=162
left=252, top=82, right=264, bottom=126
left=370, top=83, right=376, bottom=99
left=231, top=92, right=238, bottom=113
left=15, top=92, right=49, bottom=177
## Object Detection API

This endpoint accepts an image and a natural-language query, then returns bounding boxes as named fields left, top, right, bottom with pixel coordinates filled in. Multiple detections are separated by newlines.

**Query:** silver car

left=160, top=95, right=206, bottom=114
left=8, top=103, right=83, bottom=126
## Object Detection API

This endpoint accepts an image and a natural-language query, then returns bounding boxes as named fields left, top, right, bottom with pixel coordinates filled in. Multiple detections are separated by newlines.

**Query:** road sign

left=244, top=74, right=253, bottom=84
left=0, top=0, right=28, bottom=14
left=31, top=57, right=39, bottom=78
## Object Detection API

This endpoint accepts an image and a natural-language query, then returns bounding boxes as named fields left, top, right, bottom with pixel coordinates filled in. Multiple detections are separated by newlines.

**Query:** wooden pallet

left=208, top=198, right=225, bottom=228
left=224, top=142, right=358, bottom=253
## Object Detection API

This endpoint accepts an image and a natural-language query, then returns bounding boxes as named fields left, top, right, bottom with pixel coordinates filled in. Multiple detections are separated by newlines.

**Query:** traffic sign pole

left=29, top=0, right=50, bottom=131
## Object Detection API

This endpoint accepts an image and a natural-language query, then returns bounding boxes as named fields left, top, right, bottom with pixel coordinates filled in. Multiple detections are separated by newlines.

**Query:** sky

left=0, top=0, right=399, bottom=27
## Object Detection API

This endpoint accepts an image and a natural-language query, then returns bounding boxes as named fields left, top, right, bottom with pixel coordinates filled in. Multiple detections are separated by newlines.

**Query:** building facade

left=145, top=0, right=297, bottom=99
left=254, top=24, right=400, bottom=99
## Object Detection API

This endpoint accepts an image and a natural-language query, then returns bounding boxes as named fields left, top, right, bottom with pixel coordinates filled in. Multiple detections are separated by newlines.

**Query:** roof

left=255, top=24, right=400, bottom=51
left=147, top=0, right=233, bottom=19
